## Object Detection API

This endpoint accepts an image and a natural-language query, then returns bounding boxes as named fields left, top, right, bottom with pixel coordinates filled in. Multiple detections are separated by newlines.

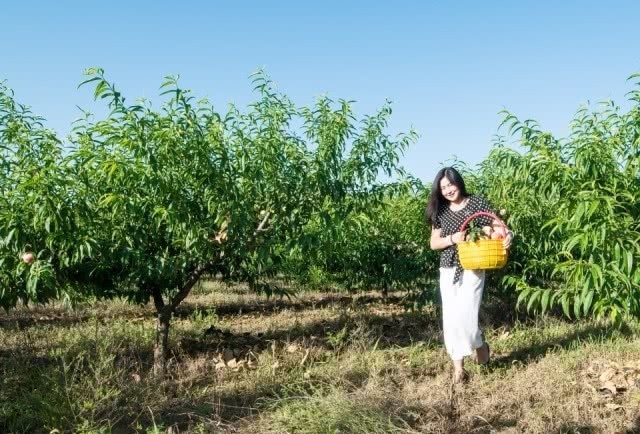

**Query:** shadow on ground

left=176, top=292, right=408, bottom=318
left=489, top=322, right=633, bottom=369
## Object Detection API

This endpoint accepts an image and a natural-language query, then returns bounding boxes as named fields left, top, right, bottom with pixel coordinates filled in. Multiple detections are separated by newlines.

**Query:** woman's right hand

left=451, top=231, right=466, bottom=244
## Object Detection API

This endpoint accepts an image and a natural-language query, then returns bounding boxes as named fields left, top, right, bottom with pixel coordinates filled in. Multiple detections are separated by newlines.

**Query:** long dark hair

left=425, top=167, right=468, bottom=226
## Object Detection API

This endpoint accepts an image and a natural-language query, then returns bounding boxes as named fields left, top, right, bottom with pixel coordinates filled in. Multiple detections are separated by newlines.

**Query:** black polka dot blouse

left=434, top=195, right=494, bottom=284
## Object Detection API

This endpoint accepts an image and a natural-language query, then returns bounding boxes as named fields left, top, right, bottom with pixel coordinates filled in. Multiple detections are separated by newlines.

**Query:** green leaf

left=526, top=289, right=542, bottom=313
left=583, top=290, right=594, bottom=316
left=573, top=293, right=582, bottom=318
left=561, top=294, right=571, bottom=319
left=541, top=289, right=551, bottom=314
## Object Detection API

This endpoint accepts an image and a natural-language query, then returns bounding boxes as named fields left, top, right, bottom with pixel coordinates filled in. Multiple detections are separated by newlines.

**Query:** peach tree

left=0, top=82, right=97, bottom=309
left=1, top=70, right=415, bottom=374
left=478, top=74, right=640, bottom=323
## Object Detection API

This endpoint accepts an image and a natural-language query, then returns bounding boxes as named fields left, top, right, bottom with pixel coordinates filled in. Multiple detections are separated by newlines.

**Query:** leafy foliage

left=0, top=69, right=414, bottom=370
left=480, top=74, right=640, bottom=322
left=283, top=188, right=437, bottom=301
left=3, top=68, right=640, bottom=354
left=0, top=82, right=94, bottom=308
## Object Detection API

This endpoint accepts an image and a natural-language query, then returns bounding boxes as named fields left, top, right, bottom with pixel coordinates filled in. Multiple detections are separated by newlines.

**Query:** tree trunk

left=153, top=306, right=172, bottom=376
left=150, top=263, right=213, bottom=376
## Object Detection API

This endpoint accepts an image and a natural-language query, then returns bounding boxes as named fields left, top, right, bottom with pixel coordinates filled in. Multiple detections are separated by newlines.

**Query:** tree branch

left=169, top=260, right=217, bottom=310
left=254, top=211, right=272, bottom=235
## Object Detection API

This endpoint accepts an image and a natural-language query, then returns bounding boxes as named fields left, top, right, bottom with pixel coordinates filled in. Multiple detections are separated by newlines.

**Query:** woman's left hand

left=503, top=231, right=514, bottom=249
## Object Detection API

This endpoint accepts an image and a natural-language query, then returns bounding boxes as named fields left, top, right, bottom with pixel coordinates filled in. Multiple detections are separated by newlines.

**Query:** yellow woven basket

left=457, top=211, right=508, bottom=270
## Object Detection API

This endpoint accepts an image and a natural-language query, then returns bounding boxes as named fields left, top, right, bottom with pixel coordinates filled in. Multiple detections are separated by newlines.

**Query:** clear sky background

left=2, top=0, right=639, bottom=183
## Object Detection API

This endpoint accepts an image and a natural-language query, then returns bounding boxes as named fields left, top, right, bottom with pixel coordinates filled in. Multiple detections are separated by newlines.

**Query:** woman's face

left=440, top=176, right=461, bottom=202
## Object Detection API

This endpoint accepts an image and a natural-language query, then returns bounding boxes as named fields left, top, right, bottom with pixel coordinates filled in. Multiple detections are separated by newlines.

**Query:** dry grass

left=1, top=281, right=640, bottom=433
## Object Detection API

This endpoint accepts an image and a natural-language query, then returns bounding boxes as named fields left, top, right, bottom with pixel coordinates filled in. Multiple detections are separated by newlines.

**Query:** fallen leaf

left=232, top=360, right=246, bottom=372
left=600, top=368, right=617, bottom=383
left=600, top=381, right=618, bottom=395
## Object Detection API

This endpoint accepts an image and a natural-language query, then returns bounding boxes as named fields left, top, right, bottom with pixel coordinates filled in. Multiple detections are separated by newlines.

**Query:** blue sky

left=2, top=1, right=638, bottom=183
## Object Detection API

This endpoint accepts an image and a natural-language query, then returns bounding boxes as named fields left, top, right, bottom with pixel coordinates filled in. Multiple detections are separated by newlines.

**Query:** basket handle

left=460, top=211, right=507, bottom=235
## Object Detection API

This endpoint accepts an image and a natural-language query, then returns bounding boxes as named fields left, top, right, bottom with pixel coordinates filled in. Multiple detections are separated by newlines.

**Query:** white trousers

left=439, top=267, right=485, bottom=361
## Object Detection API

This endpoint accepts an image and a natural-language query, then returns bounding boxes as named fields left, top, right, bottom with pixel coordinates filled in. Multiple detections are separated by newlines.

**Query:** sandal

left=478, top=342, right=491, bottom=366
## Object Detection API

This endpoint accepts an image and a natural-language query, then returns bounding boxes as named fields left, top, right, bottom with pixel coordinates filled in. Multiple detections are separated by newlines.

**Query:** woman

left=426, top=167, right=513, bottom=383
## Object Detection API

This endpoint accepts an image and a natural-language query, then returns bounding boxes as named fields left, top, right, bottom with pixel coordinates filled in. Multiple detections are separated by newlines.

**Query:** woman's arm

left=430, top=226, right=466, bottom=250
